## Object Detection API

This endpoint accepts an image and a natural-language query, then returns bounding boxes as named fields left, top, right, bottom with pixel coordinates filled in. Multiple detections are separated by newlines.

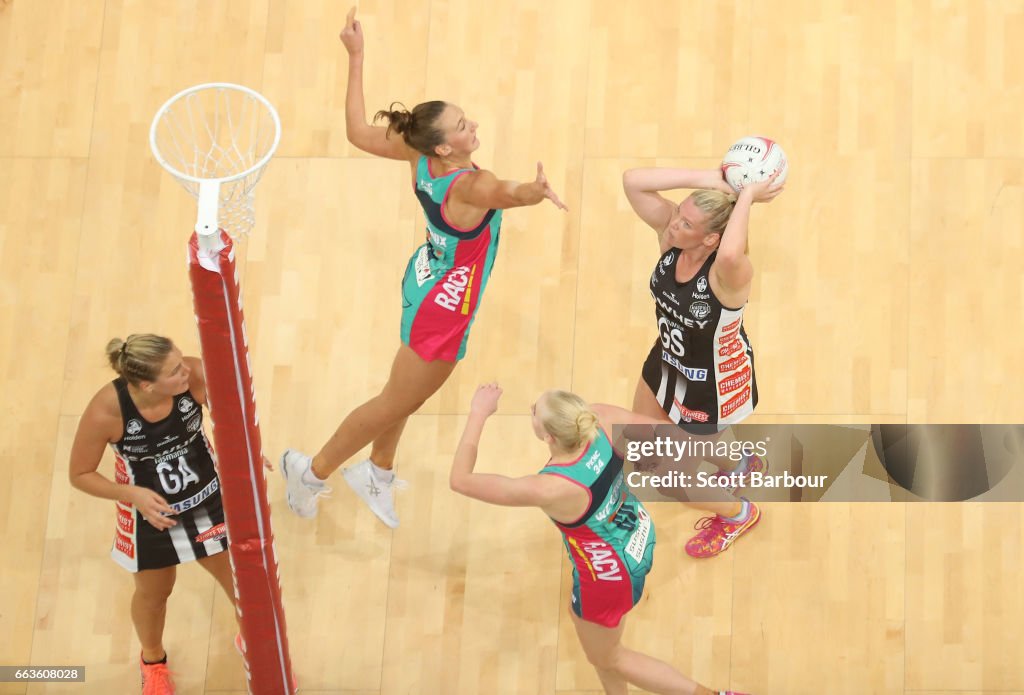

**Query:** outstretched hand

left=470, top=382, right=503, bottom=417
left=339, top=6, right=364, bottom=55
left=536, top=162, right=568, bottom=211
left=744, top=169, right=786, bottom=203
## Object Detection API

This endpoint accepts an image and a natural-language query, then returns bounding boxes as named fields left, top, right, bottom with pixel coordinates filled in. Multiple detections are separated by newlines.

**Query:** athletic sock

left=142, top=653, right=168, bottom=665
left=302, top=467, right=326, bottom=487
left=370, top=461, right=395, bottom=483
left=724, top=498, right=750, bottom=523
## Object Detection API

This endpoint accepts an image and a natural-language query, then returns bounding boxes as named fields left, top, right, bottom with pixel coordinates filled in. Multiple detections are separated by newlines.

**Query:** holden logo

left=178, top=397, right=195, bottom=414
left=126, top=419, right=143, bottom=435
left=690, top=301, right=711, bottom=319
left=696, top=277, right=707, bottom=293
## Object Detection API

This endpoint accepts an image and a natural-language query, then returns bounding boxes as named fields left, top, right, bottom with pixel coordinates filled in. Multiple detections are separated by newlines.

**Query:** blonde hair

left=539, top=390, right=599, bottom=452
left=105, top=334, right=174, bottom=385
left=689, top=189, right=738, bottom=237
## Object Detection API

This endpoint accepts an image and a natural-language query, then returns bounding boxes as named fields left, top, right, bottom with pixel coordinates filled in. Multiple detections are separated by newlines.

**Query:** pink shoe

left=685, top=501, right=761, bottom=558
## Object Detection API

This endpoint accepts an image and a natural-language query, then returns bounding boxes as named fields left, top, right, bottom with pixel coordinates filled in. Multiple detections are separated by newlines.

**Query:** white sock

left=370, top=461, right=395, bottom=483
left=732, top=455, right=750, bottom=475
left=301, top=466, right=326, bottom=488
left=725, top=498, right=750, bottom=522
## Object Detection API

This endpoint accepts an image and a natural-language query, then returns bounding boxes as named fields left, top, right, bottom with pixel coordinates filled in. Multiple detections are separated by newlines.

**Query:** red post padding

left=188, top=231, right=295, bottom=694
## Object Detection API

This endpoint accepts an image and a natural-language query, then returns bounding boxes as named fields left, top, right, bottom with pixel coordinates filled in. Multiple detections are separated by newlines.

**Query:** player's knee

left=378, top=386, right=427, bottom=419
left=134, top=582, right=173, bottom=604
left=584, top=644, right=624, bottom=672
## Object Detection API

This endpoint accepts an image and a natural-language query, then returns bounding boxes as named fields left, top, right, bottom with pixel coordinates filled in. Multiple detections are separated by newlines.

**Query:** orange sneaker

left=140, top=654, right=175, bottom=695
left=685, top=500, right=761, bottom=558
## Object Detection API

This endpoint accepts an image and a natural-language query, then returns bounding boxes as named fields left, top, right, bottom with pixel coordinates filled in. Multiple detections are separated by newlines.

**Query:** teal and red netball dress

left=539, top=428, right=656, bottom=627
left=400, top=155, right=504, bottom=362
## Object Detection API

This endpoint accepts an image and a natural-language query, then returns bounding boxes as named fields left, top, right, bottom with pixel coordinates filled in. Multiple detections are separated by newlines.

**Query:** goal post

left=151, top=83, right=295, bottom=695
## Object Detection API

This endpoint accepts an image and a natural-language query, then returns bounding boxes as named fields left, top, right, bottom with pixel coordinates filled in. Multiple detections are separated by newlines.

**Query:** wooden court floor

left=1, top=1, right=1023, bottom=693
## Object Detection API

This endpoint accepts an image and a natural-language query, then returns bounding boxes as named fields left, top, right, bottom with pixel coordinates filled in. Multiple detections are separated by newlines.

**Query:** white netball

left=720, top=136, right=789, bottom=193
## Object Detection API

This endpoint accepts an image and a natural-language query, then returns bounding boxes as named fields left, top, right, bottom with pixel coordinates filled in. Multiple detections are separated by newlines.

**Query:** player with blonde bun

left=69, top=335, right=271, bottom=694
left=621, top=164, right=783, bottom=559
left=449, top=383, right=754, bottom=695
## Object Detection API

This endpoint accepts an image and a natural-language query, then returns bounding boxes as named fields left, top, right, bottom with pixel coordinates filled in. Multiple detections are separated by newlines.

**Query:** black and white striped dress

left=108, top=378, right=227, bottom=572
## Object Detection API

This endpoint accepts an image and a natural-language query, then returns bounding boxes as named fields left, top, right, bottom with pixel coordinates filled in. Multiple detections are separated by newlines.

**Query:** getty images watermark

left=611, top=424, right=1024, bottom=503
left=622, top=431, right=828, bottom=491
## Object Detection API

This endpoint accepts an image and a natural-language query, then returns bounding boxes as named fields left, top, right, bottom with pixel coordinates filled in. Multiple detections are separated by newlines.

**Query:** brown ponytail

left=373, top=100, right=449, bottom=157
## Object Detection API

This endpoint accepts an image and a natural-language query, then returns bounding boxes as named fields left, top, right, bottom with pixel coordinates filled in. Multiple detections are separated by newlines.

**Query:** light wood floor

left=2, top=1, right=1023, bottom=693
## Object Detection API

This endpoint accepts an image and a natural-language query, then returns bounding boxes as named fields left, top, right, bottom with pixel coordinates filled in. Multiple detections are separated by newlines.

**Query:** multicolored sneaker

left=140, top=654, right=175, bottom=695
left=714, top=454, right=768, bottom=494
left=685, top=500, right=761, bottom=558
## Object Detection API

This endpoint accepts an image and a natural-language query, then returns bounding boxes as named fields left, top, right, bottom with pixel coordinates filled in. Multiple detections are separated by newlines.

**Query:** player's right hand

left=470, top=382, right=503, bottom=417
left=339, top=7, right=364, bottom=55
left=129, top=487, right=178, bottom=530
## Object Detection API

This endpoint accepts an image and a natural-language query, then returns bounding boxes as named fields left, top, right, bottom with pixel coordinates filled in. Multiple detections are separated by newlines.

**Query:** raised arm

left=339, top=8, right=417, bottom=162
left=712, top=170, right=784, bottom=293
left=450, top=384, right=562, bottom=507
left=622, top=167, right=733, bottom=233
left=454, top=163, right=567, bottom=212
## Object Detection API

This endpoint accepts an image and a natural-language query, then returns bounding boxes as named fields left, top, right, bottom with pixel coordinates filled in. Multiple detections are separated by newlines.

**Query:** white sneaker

left=342, top=459, right=406, bottom=528
left=280, top=449, right=330, bottom=518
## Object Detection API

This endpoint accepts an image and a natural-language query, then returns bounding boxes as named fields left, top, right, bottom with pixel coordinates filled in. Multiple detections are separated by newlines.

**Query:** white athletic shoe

left=342, top=459, right=406, bottom=529
left=280, top=449, right=330, bottom=519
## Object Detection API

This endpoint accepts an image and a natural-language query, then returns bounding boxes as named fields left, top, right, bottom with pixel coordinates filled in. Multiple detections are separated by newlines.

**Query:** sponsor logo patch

left=721, top=386, right=752, bottom=418
left=186, top=415, right=202, bottom=433
left=673, top=399, right=710, bottom=423
left=433, top=264, right=477, bottom=315
left=682, top=365, right=708, bottom=381
left=195, top=523, right=227, bottom=544
left=117, top=507, right=135, bottom=534
left=690, top=301, right=711, bottom=320
left=718, top=366, right=752, bottom=396
left=718, top=354, right=749, bottom=373
left=178, top=397, right=195, bottom=415
left=658, top=252, right=675, bottom=275
left=697, top=276, right=708, bottom=293
left=126, top=419, right=142, bottom=435
left=580, top=540, right=624, bottom=582
left=625, top=508, right=652, bottom=564
left=719, top=340, right=743, bottom=358
left=414, top=246, right=434, bottom=287
left=114, top=532, right=135, bottom=559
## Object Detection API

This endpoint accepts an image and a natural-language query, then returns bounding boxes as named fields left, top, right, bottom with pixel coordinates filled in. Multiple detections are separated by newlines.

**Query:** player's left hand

left=536, top=162, right=568, bottom=211
left=470, top=382, right=503, bottom=417
left=745, top=169, right=785, bottom=203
